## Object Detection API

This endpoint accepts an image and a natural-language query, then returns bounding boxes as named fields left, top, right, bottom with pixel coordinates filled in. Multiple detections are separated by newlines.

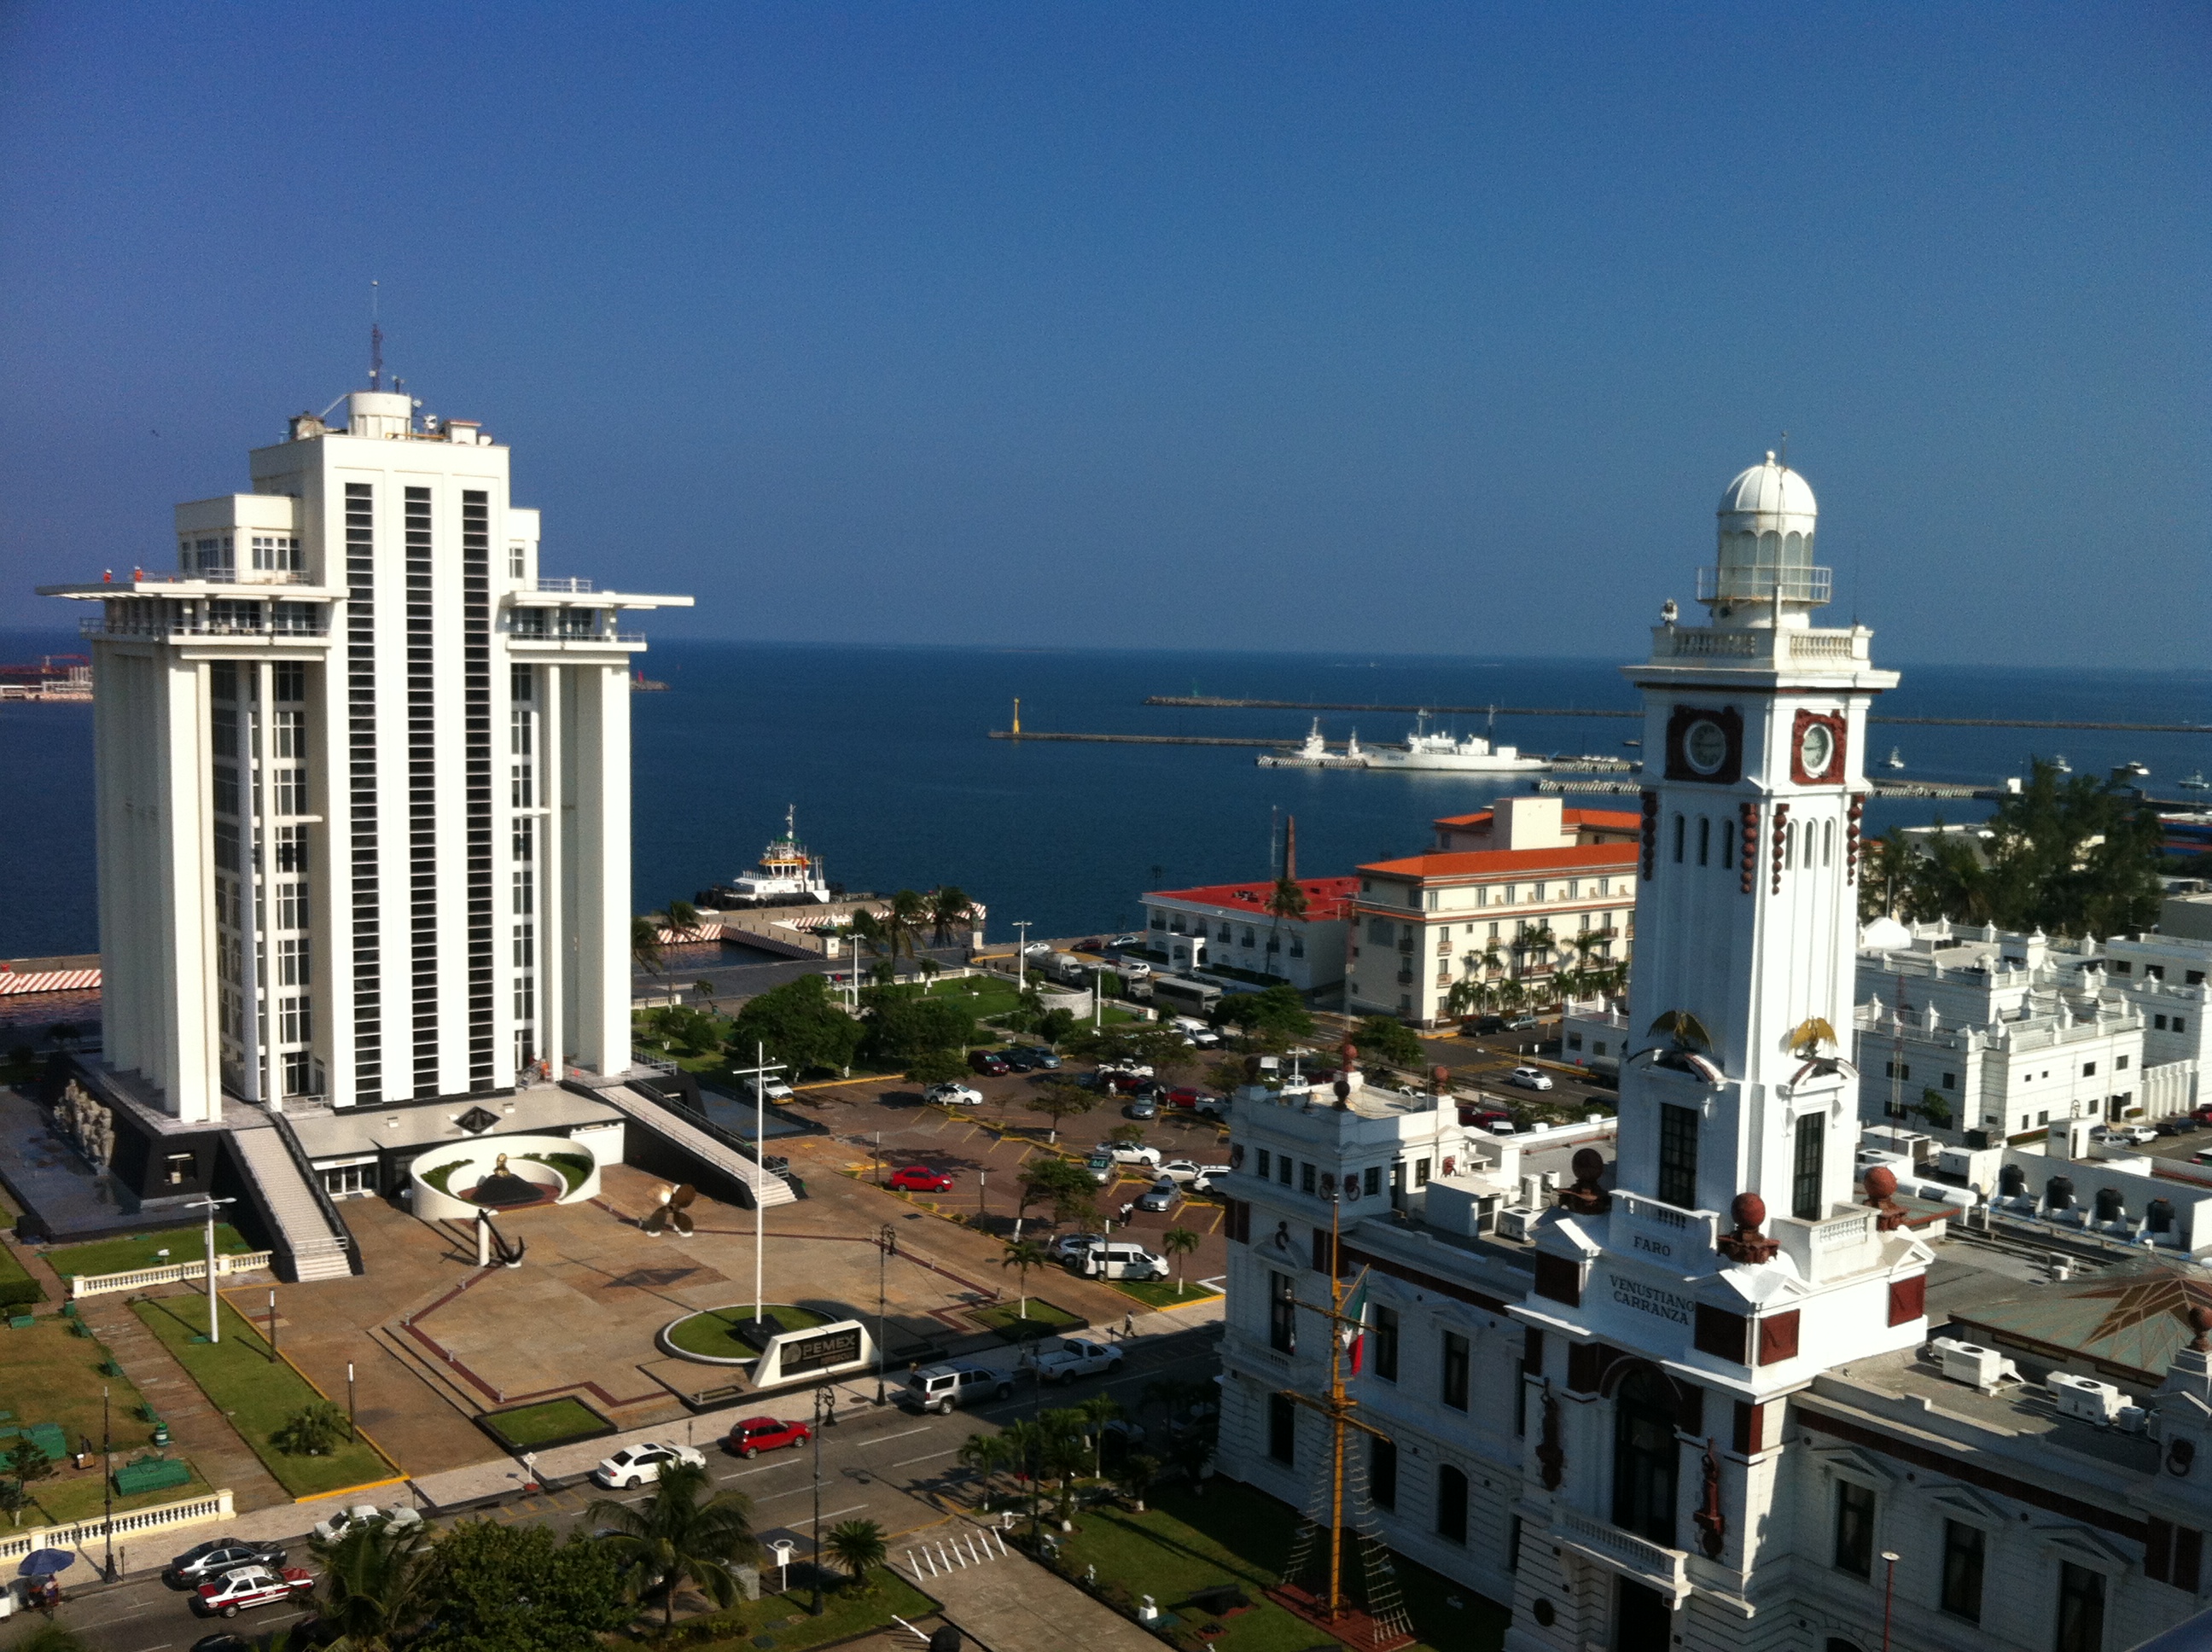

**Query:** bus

left=1149, top=974, right=1224, bottom=1019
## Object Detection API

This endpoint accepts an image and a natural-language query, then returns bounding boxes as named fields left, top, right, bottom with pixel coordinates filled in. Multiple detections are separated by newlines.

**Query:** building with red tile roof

left=1138, top=876, right=1360, bottom=992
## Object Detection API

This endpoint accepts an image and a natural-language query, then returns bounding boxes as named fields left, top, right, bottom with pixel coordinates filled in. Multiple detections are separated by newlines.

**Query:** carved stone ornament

left=1716, top=1191, right=1780, bottom=1265
left=1556, top=1148, right=1612, bottom=1217
left=1692, top=1438, right=1726, bottom=1558
left=1863, top=1165, right=1908, bottom=1232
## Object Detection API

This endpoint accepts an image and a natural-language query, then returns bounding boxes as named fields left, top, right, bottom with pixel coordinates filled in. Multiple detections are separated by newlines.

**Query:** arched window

left=1672, top=815, right=1685, bottom=864
left=1611, top=1368, right=1679, bottom=1546
left=1824, top=818, right=1835, bottom=867
left=1435, top=1463, right=1468, bottom=1544
left=1697, top=817, right=1710, bottom=866
left=1784, top=820, right=1796, bottom=870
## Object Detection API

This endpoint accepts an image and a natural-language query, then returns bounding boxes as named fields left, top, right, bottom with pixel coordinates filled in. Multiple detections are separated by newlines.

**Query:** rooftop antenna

left=370, top=280, right=383, bottom=391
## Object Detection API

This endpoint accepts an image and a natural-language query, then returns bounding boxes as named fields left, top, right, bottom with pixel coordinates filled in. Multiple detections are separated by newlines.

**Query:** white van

left=1080, top=1242, right=1165, bottom=1282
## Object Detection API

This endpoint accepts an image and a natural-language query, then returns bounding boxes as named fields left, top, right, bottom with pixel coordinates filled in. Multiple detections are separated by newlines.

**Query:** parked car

left=1136, top=1178, right=1179, bottom=1213
left=1032, top=1337, right=1125, bottom=1383
left=2092, top=1124, right=2159, bottom=1147
left=1107, top=1073, right=1150, bottom=1096
left=888, top=1165, right=957, bottom=1194
left=1156, top=1160, right=1209, bottom=1185
left=904, top=1361, right=1015, bottom=1413
left=1097, top=1142, right=1163, bottom=1166
left=591, top=1441, right=707, bottom=1489
left=923, top=1082, right=984, bottom=1107
left=1466, top=1015, right=1507, bottom=1034
left=750, top=1078, right=795, bottom=1102
left=725, top=1416, right=811, bottom=1458
left=1005, top=1046, right=1062, bottom=1071
left=311, top=1504, right=423, bottom=1544
left=1118, top=960, right=1153, bottom=978
left=1161, top=1086, right=1206, bottom=1111
left=191, top=1568, right=315, bottom=1619
left=1196, top=1093, right=1231, bottom=1119
left=2157, top=1117, right=2203, bottom=1137
left=166, top=1540, right=289, bottom=1589
left=1507, top=1066, right=1554, bottom=1091
left=1124, top=1096, right=1160, bottom=1120
left=1099, top=1061, right=1156, bottom=1079
left=969, top=1050, right=1011, bottom=1077
left=1084, top=1153, right=1117, bottom=1184
left=1051, top=1232, right=1107, bottom=1263
left=1078, top=1242, right=1165, bottom=1282
left=1023, top=940, right=1054, bottom=955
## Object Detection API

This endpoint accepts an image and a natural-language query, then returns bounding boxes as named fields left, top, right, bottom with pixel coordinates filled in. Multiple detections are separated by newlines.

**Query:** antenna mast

left=370, top=280, right=383, bottom=391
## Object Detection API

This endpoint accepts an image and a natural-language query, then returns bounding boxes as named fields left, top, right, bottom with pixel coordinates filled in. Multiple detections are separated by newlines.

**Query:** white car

left=592, top=1441, right=707, bottom=1489
left=1098, top=1061, right=1155, bottom=1079
left=1156, top=1160, right=1208, bottom=1184
left=1051, top=1232, right=1106, bottom=1263
left=924, top=1082, right=985, bottom=1107
left=311, top=1503, right=424, bottom=1544
left=1023, top=940, right=1054, bottom=955
left=191, top=1566, right=315, bottom=1618
left=1507, top=1066, right=1554, bottom=1091
left=1097, top=1142, right=1163, bottom=1166
left=2092, top=1123, right=2158, bottom=1147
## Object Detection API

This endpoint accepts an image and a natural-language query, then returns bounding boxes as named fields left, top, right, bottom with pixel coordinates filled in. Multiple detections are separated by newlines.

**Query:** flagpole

left=1327, top=1195, right=1346, bottom=1618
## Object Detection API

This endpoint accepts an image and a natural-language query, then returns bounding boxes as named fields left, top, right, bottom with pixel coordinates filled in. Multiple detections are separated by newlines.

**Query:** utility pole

left=1014, top=922, right=1032, bottom=992
left=728, top=1041, right=787, bottom=1331
left=186, top=1195, right=236, bottom=1343
left=875, top=1224, right=894, bottom=1406
left=810, top=1386, right=838, bottom=1614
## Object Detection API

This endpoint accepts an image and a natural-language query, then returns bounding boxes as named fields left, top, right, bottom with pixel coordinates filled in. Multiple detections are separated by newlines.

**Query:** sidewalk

left=894, top=1526, right=1159, bottom=1652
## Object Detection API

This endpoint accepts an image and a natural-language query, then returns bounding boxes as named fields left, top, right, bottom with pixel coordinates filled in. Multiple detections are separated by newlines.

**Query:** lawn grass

left=46, top=1224, right=255, bottom=1282
left=970, top=1298, right=1083, bottom=1341
left=1109, top=1277, right=1223, bottom=1312
left=1053, top=1480, right=1506, bottom=1652
left=684, top=1565, right=940, bottom=1652
left=664, top=1303, right=830, bottom=1359
left=0, top=1315, right=214, bottom=1527
left=0, top=1236, right=45, bottom=1308
left=132, top=1296, right=395, bottom=1498
left=480, top=1396, right=609, bottom=1450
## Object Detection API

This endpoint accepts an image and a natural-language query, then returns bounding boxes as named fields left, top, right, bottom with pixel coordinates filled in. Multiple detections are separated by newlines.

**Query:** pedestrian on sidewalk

left=1122, top=1312, right=1134, bottom=1341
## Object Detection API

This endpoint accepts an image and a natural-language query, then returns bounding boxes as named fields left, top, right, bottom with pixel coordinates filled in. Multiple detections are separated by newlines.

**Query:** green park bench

left=113, top=1455, right=190, bottom=1497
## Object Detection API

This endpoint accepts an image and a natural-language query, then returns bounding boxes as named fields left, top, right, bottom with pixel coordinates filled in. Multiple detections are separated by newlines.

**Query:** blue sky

left=2, top=3, right=2204, bottom=664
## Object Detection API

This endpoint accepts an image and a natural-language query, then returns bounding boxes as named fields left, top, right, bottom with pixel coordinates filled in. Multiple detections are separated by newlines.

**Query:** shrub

left=271, top=1399, right=350, bottom=1457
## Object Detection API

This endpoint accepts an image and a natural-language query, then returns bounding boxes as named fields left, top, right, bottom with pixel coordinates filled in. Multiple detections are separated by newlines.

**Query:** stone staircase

left=591, top=1082, right=795, bottom=1207
left=227, top=1123, right=354, bottom=1281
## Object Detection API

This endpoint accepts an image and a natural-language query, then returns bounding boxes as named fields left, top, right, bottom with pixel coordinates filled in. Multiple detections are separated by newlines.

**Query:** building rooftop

left=1359, top=843, right=1641, bottom=881
left=1946, top=1254, right=2212, bottom=1386
left=1144, top=876, right=1359, bottom=922
left=1431, top=807, right=1641, bottom=835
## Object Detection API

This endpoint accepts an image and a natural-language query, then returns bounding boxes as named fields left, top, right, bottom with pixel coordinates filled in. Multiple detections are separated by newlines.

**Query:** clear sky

left=2, top=3, right=2204, bottom=665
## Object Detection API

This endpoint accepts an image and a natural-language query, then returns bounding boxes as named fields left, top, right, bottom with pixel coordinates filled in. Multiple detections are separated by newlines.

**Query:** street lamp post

left=267, top=1288, right=278, bottom=1362
left=1881, top=1550, right=1901, bottom=1651
left=875, top=1224, right=894, bottom=1406
left=1014, top=922, right=1031, bottom=992
left=346, top=1362, right=357, bottom=1440
left=810, top=1386, right=839, bottom=1615
left=185, top=1195, right=236, bottom=1343
left=978, top=1168, right=988, bottom=1225
left=102, top=1385, right=114, bottom=1580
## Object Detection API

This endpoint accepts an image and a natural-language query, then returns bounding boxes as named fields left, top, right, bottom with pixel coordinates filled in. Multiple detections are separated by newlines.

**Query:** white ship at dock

left=1255, top=718, right=1366, bottom=768
left=1359, top=711, right=1550, bottom=773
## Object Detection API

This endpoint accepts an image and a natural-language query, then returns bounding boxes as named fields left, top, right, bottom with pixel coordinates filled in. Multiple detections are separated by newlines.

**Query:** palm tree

left=632, top=916, right=665, bottom=977
left=1516, top=922, right=1557, bottom=979
left=928, top=886, right=973, bottom=946
left=308, top=1516, right=435, bottom=1652
left=1262, top=876, right=1308, bottom=979
left=1071, top=1393, right=1125, bottom=1478
left=667, top=899, right=702, bottom=936
left=888, top=890, right=928, bottom=963
left=824, top=1519, right=888, bottom=1593
left=1161, top=1225, right=1201, bottom=1297
left=999, top=1239, right=1051, bottom=1321
left=589, top=1459, right=759, bottom=1630
left=958, top=1431, right=1015, bottom=1507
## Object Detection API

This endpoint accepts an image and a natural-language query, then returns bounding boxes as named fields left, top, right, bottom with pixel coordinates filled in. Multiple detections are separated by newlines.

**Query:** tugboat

left=2180, top=772, right=2209, bottom=792
left=1362, top=711, right=1549, bottom=773
left=698, top=807, right=833, bottom=907
left=1885, top=747, right=1906, bottom=771
left=1256, top=718, right=1365, bottom=768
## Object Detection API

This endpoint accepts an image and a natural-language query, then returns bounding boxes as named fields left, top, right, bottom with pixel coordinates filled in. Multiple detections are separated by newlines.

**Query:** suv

left=903, top=1362, right=1014, bottom=1414
left=166, top=1539, right=289, bottom=1588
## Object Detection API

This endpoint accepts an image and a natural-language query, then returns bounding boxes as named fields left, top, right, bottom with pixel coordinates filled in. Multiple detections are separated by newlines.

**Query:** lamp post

left=185, top=1195, right=236, bottom=1343
left=102, top=1384, right=114, bottom=1581
left=267, top=1289, right=278, bottom=1362
left=346, top=1363, right=357, bottom=1440
left=1014, top=922, right=1031, bottom=992
left=978, top=1168, right=988, bottom=1225
left=809, top=1386, right=839, bottom=1615
left=875, top=1224, right=895, bottom=1405
left=1881, top=1550, right=1901, bottom=1651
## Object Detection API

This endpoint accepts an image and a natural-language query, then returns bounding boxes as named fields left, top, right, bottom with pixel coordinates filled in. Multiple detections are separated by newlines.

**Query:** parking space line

left=891, top=1448, right=959, bottom=1468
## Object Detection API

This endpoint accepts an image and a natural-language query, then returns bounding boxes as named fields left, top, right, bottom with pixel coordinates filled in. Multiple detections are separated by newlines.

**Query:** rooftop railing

left=534, top=576, right=596, bottom=592
left=81, top=614, right=330, bottom=640
left=1696, top=564, right=1833, bottom=605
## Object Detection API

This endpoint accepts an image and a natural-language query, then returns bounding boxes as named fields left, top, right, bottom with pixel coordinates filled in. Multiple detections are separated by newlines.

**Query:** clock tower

left=1508, top=457, right=1934, bottom=1649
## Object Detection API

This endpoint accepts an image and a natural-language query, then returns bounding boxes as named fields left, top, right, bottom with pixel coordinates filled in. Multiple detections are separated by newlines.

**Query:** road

left=42, top=1323, right=1225, bottom=1652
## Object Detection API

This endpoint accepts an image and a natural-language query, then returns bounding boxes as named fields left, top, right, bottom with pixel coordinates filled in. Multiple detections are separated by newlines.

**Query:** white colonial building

left=1210, top=457, right=2212, bottom=1652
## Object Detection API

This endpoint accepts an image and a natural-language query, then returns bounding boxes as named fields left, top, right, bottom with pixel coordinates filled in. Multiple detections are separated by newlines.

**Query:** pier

left=1539, top=777, right=2018, bottom=800
left=1143, top=695, right=2210, bottom=735
left=989, top=730, right=1279, bottom=747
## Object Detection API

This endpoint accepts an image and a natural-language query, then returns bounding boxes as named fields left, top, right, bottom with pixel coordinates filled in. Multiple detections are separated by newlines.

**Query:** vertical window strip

left=405, top=486, right=437, bottom=1092
left=462, top=492, right=494, bottom=1086
left=344, top=484, right=381, bottom=1100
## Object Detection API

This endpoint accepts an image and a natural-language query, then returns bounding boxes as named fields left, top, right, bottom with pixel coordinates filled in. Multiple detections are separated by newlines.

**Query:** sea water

left=1, top=631, right=2205, bottom=959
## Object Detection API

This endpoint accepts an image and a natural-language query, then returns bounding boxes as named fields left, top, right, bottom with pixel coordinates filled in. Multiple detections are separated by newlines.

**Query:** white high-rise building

left=43, top=390, right=690, bottom=1125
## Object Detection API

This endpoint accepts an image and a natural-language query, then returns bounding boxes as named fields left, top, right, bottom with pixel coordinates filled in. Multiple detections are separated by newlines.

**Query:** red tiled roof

left=1431, top=807, right=1641, bottom=832
left=1359, top=844, right=1640, bottom=880
left=1145, top=876, right=1360, bottom=922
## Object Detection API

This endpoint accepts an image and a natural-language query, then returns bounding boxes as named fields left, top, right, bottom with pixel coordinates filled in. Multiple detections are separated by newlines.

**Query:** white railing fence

left=68, top=1250, right=275, bottom=1300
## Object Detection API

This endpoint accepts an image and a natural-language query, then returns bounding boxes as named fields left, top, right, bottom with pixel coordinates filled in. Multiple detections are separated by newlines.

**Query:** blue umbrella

left=20, top=1550, right=75, bottom=1577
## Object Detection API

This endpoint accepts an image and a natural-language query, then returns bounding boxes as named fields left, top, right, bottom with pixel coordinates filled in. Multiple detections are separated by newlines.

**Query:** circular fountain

left=407, top=1133, right=601, bottom=1222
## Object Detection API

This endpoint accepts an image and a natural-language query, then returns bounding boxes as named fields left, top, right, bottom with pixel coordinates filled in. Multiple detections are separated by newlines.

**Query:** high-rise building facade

left=44, top=390, right=690, bottom=1124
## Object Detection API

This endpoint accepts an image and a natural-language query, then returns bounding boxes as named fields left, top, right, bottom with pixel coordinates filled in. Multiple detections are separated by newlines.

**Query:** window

left=1941, top=1072, right=1956, bottom=1089
left=2179, top=1018, right=2190, bottom=1035
left=282, top=1050, right=314, bottom=1096
left=277, top=937, right=310, bottom=987
left=1268, top=1271, right=1296, bottom=1353
left=1611, top=1369, right=1679, bottom=1547
left=2112, top=961, right=2133, bottom=974
left=1414, top=1156, right=1431, bottom=1187
left=1792, top=1113, right=1824, bottom=1221
left=1267, top=1393, right=1295, bottom=1464
left=1301, top=1161, right=1317, bottom=1195
left=212, top=764, right=240, bottom=817
left=2056, top=1562, right=2104, bottom=1652
left=2082, top=1062, right=2098, bottom=1077
left=1672, top=815, right=1685, bottom=863
left=509, top=544, right=527, bottom=578
left=278, top=996, right=311, bottom=1044
left=1833, top=1480, right=1875, bottom=1579
left=1255, top=1149, right=1270, bottom=1180
left=1372, top=1305, right=1400, bottom=1382
left=164, top=1152, right=195, bottom=1186
left=1369, top=1434, right=1397, bottom=1509
left=1363, top=1165, right=1381, bottom=1198
left=1657, top=1104, right=1698, bottom=1208
left=2149, top=964, right=2167, bottom=980
left=2118, top=1055, right=2130, bottom=1071
left=273, top=662, right=305, bottom=701
left=1697, top=817, right=1710, bottom=865
left=513, top=869, right=535, bottom=916
left=512, top=922, right=536, bottom=969
left=514, top=977, right=536, bottom=1021
left=1940, top=1521, right=1984, bottom=1623
left=1435, top=1464, right=1468, bottom=1544
left=1784, top=819, right=1796, bottom=870
left=273, top=766, right=309, bottom=816
left=273, top=824, right=307, bottom=872
left=1278, top=1155, right=1291, bottom=1186
left=271, top=708, right=305, bottom=758
left=1823, top=818, right=1835, bottom=866
left=1441, top=1331, right=1470, bottom=1410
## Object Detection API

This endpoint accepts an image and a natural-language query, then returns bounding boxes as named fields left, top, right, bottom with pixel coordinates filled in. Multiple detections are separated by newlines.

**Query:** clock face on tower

left=1664, top=705, right=1743, bottom=784
left=1791, top=709, right=1848, bottom=784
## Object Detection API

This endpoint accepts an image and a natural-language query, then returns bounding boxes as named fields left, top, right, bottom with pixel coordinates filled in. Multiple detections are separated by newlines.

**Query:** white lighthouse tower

left=1506, top=457, right=1934, bottom=1649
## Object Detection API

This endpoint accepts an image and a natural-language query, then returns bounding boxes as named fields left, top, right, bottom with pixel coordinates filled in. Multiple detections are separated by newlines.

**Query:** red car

left=726, top=1416, right=811, bottom=1457
left=1162, top=1087, right=1203, bottom=1111
left=888, top=1165, right=955, bottom=1193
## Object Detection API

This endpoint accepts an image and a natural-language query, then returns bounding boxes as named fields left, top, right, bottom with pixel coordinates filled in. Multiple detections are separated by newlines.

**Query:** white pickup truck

left=1031, top=1336, right=1125, bottom=1384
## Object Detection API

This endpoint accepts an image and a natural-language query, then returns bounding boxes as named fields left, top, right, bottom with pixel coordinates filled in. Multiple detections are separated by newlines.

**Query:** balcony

left=1551, top=1509, right=1689, bottom=1603
left=81, top=613, right=329, bottom=642
left=534, top=576, right=596, bottom=593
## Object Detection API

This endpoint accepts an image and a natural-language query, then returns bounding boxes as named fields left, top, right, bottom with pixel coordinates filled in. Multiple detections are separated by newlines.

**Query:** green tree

left=632, top=916, right=665, bottom=977
left=272, top=1399, right=351, bottom=1457
left=690, top=980, right=718, bottom=1011
left=1022, top=1079, right=1096, bottom=1145
left=6, top=1436, right=53, bottom=1496
left=1115, top=1451, right=1161, bottom=1513
left=1262, top=878, right=1309, bottom=978
left=862, top=992, right=975, bottom=1063
left=1918, top=1087, right=1953, bottom=1130
left=824, top=1520, right=888, bottom=1594
left=1161, top=1226, right=1201, bottom=1296
left=906, top=1048, right=969, bottom=1087
left=588, top=1460, right=759, bottom=1631
left=1353, top=1015, right=1428, bottom=1071
left=999, top=1239, right=1051, bottom=1319
left=1214, top=984, right=1313, bottom=1042
left=0, top=1478, right=29, bottom=1527
left=928, top=886, right=974, bottom=945
left=887, top=890, right=929, bottom=962
left=310, top=1515, right=437, bottom=1652
left=725, top=974, right=864, bottom=1079
left=666, top=899, right=702, bottom=934
left=1070, top=1393, right=1124, bottom=1478
left=416, top=1521, right=627, bottom=1652
left=1018, top=1155, right=1097, bottom=1230
left=7, top=1628, right=89, bottom=1652
left=1037, top=1007, right=1077, bottom=1046
left=958, top=1432, right=1015, bottom=1506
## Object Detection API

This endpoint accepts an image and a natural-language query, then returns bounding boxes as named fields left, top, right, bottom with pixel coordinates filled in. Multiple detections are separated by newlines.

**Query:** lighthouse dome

left=1718, top=452, right=1817, bottom=525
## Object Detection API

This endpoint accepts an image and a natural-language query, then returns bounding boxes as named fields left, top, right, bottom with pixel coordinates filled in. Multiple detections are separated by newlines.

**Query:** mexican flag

left=1339, top=1272, right=1371, bottom=1374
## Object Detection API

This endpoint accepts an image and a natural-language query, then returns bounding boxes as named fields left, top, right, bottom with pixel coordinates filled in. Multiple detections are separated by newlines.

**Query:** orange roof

left=1359, top=843, right=1640, bottom=881
left=1431, top=806, right=1641, bottom=832
left=1145, top=876, right=1360, bottom=922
